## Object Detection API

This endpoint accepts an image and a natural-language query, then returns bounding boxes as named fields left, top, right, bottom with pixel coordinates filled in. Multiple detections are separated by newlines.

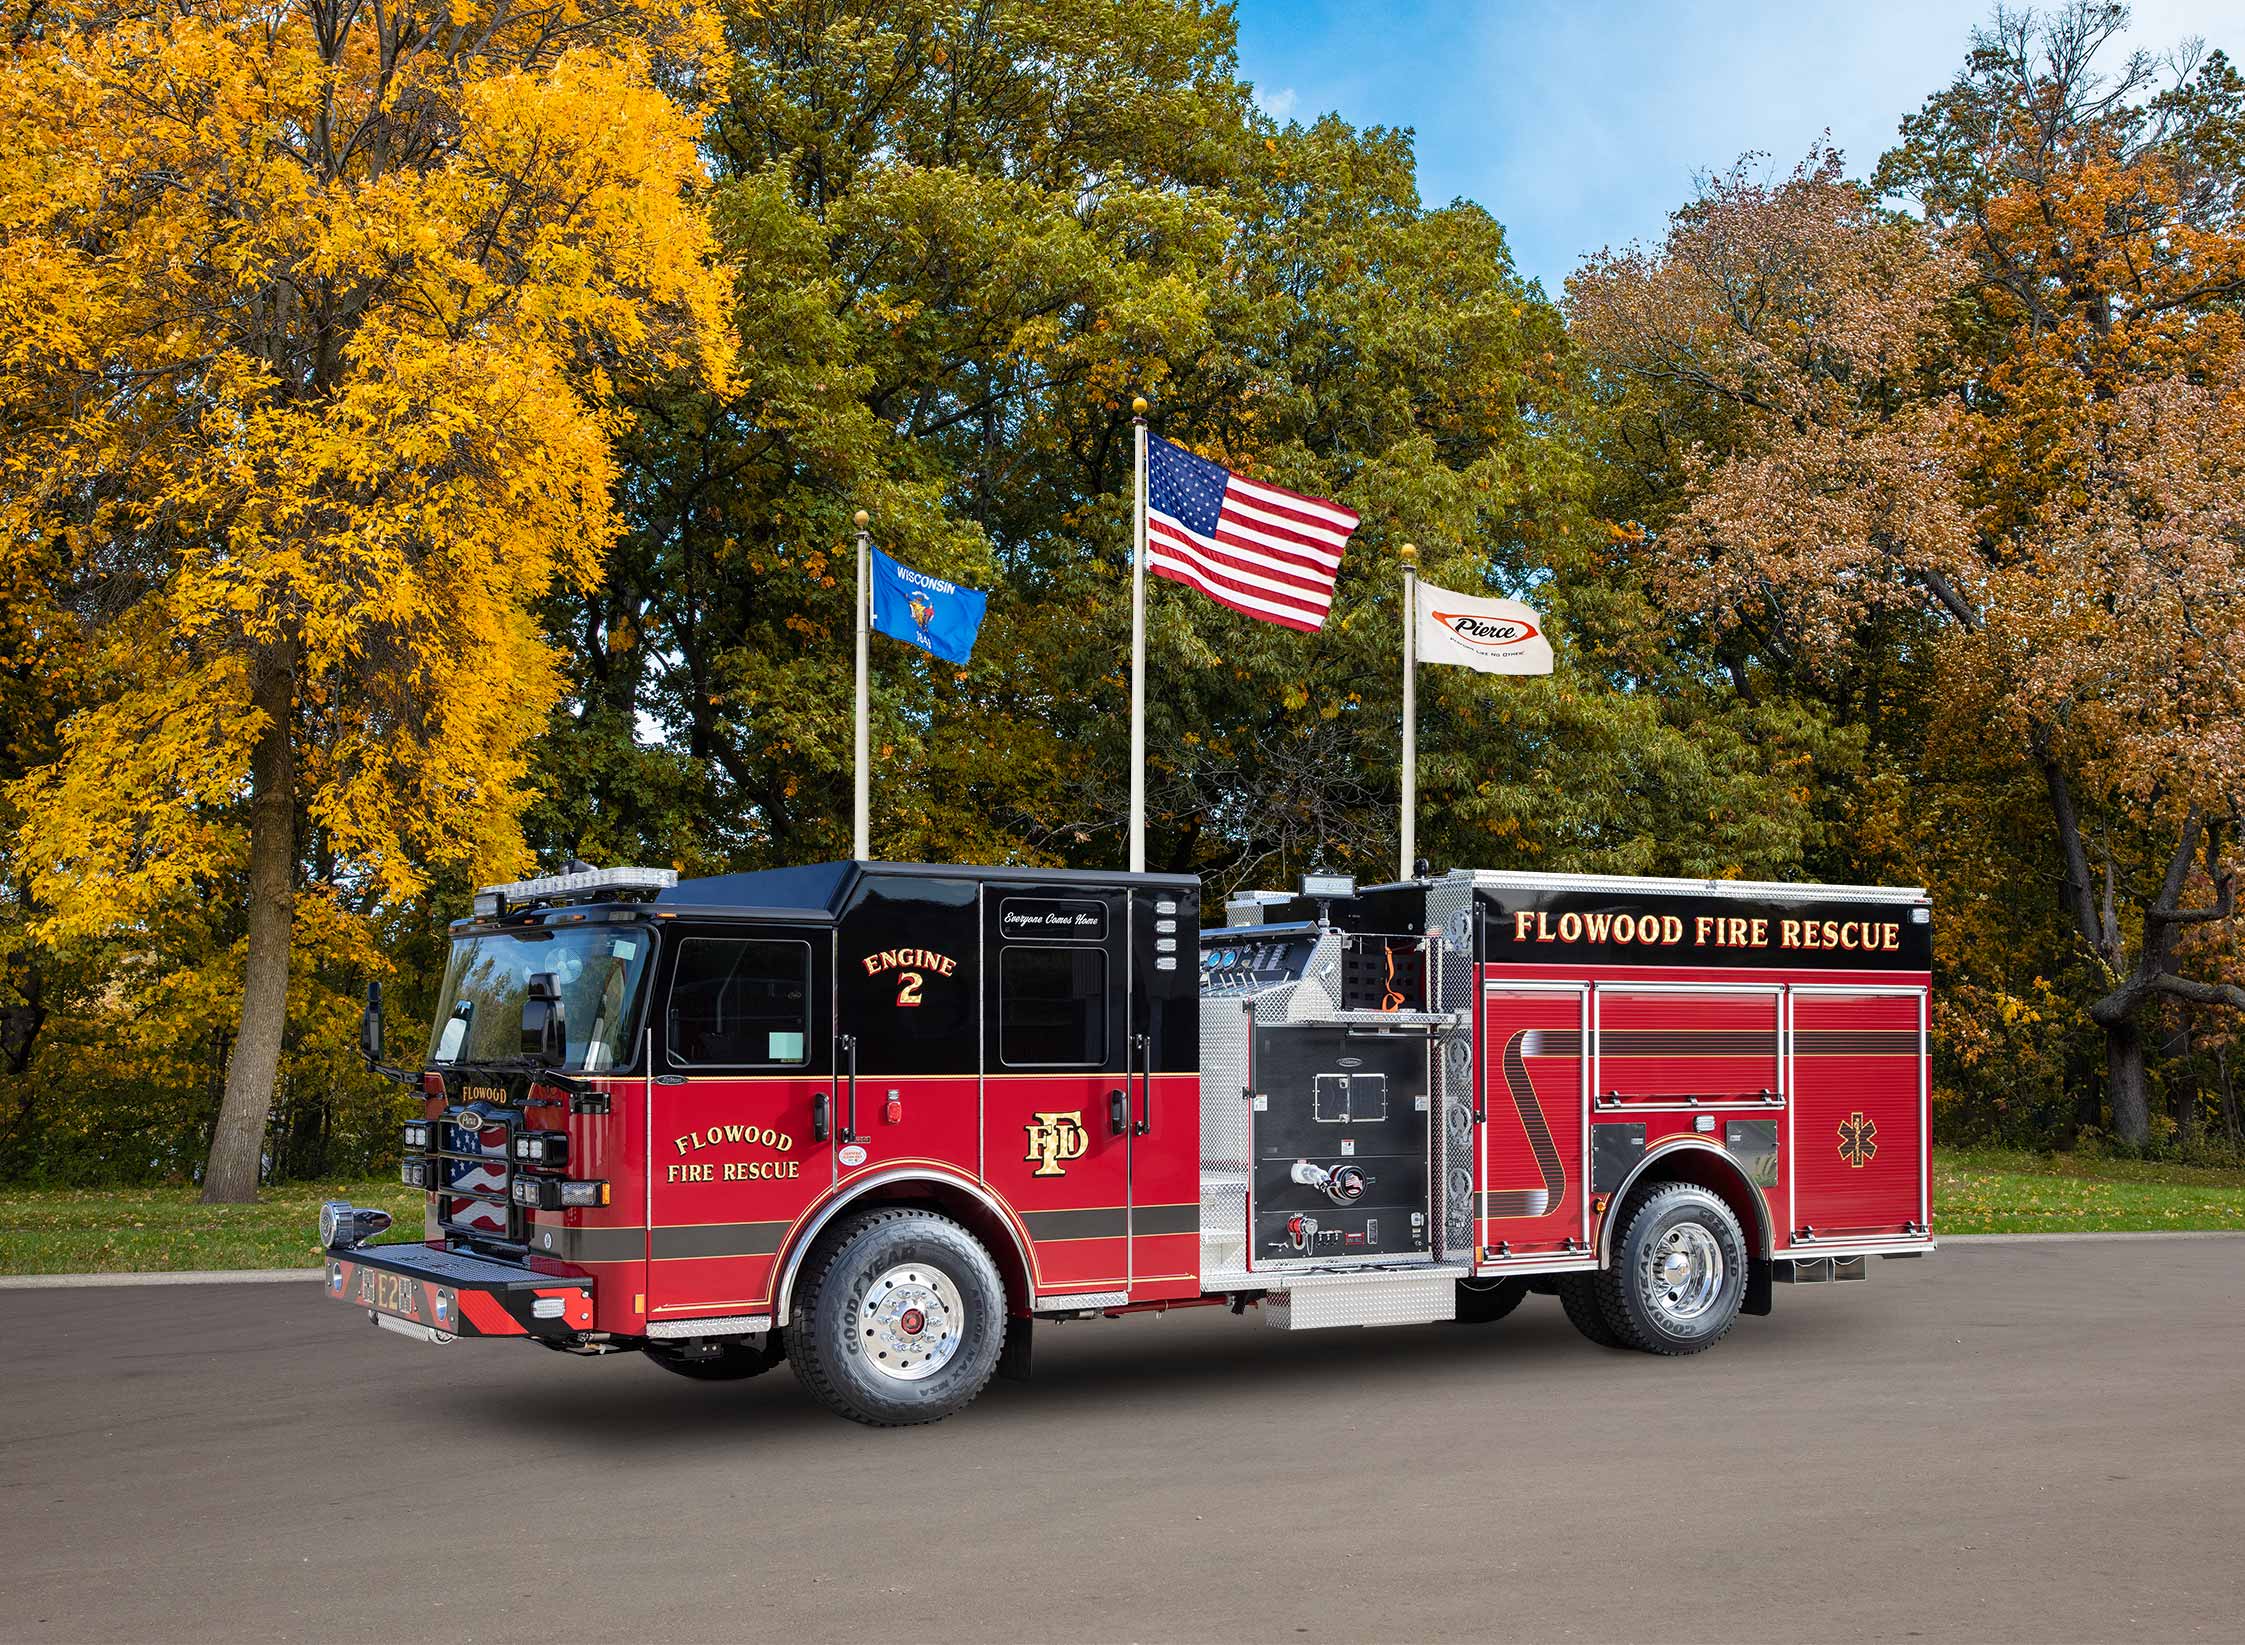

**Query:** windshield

left=428, top=924, right=652, bottom=1073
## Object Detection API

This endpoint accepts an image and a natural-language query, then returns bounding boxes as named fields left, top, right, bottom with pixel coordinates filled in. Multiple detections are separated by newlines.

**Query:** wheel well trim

left=773, top=1168, right=1034, bottom=1327
left=1596, top=1137, right=1773, bottom=1265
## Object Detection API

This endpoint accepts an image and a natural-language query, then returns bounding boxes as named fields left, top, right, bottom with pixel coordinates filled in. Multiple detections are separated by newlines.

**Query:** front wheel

left=788, top=1209, right=1007, bottom=1426
left=1593, top=1183, right=1748, bottom=1355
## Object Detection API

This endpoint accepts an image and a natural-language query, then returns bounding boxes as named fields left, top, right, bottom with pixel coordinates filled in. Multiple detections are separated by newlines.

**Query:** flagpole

left=1129, top=396, right=1148, bottom=874
left=1399, top=541, right=1417, bottom=882
left=853, top=509, right=870, bottom=861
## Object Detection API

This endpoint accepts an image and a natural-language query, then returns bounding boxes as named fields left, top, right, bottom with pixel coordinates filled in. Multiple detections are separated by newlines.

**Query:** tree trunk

left=200, top=651, right=297, bottom=1203
left=2218, top=1045, right=2241, bottom=1150
left=2105, top=1017, right=2149, bottom=1147
left=2175, top=1007, right=2198, bottom=1150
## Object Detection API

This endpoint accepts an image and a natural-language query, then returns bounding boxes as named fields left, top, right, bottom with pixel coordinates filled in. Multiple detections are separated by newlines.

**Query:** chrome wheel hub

left=1642, top=1223, right=1724, bottom=1323
left=859, top=1263, right=963, bottom=1382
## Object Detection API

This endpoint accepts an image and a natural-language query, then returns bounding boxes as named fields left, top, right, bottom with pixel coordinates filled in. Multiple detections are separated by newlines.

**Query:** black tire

left=788, top=1209, right=1007, bottom=1426
left=1558, top=1273, right=1628, bottom=1348
left=643, top=1334, right=785, bottom=1381
left=1592, top=1182, right=1748, bottom=1356
left=1453, top=1276, right=1529, bottom=1324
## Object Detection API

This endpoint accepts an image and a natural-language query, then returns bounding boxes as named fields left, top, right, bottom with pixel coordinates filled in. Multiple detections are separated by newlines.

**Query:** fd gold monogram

left=1023, top=1111, right=1089, bottom=1177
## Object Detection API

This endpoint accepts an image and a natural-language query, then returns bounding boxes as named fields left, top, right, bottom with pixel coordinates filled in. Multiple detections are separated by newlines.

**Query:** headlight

left=400, top=1158, right=428, bottom=1189
left=510, top=1178, right=610, bottom=1211
left=403, top=1119, right=430, bottom=1150
left=510, top=1131, right=569, bottom=1168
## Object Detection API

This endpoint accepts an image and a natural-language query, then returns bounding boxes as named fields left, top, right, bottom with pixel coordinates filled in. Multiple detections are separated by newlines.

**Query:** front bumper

left=324, top=1242, right=594, bottom=1341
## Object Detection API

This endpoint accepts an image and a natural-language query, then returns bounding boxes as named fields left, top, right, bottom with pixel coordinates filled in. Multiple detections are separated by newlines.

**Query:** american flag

left=1145, top=434, right=1359, bottom=632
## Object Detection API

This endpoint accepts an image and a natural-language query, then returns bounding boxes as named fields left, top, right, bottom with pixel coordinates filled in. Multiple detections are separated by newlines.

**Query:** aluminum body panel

left=1453, top=868, right=1928, bottom=905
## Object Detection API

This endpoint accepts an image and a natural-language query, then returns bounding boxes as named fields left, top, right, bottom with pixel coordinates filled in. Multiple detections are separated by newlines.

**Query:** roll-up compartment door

left=1789, top=990, right=1925, bottom=1236
left=1596, top=989, right=1779, bottom=1102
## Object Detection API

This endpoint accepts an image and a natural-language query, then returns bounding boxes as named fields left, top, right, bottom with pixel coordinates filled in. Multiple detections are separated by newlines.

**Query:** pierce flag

left=868, top=546, right=987, bottom=666
left=1413, top=580, right=1553, bottom=675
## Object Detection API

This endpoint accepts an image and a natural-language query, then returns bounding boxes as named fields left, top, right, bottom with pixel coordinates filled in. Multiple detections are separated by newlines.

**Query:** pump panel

left=1251, top=1025, right=1430, bottom=1262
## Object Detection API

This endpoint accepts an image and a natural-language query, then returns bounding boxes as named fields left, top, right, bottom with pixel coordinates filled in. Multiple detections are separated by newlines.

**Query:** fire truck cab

left=326, top=859, right=1934, bottom=1426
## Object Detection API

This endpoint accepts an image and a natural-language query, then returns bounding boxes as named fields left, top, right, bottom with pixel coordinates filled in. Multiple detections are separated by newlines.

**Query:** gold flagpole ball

left=1132, top=396, right=1148, bottom=415
left=854, top=509, right=869, bottom=528
left=1400, top=541, right=1417, bottom=563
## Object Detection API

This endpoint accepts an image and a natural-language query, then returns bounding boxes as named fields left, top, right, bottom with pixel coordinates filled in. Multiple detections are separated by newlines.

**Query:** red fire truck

left=324, top=860, right=1934, bottom=1425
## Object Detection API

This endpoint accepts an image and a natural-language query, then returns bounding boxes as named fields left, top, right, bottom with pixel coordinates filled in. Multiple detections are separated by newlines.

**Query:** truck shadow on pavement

left=440, top=1295, right=1856, bottom=1454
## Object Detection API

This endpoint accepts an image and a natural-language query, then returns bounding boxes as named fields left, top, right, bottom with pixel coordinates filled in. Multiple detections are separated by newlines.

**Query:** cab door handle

left=812, top=1092, right=830, bottom=1143
left=1132, top=1033, right=1152, bottom=1136
left=1108, top=1089, right=1128, bottom=1136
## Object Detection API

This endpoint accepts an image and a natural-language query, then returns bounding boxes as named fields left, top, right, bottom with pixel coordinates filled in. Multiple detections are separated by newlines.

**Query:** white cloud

left=1261, top=84, right=1300, bottom=122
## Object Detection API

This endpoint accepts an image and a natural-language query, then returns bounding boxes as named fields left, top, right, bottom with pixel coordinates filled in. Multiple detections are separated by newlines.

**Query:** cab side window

left=667, top=938, right=811, bottom=1067
left=999, top=946, right=1107, bottom=1067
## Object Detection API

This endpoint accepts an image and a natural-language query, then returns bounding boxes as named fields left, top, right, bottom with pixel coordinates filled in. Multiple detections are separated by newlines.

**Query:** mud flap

left=997, top=1314, right=1034, bottom=1382
left=1744, top=1256, right=1773, bottom=1316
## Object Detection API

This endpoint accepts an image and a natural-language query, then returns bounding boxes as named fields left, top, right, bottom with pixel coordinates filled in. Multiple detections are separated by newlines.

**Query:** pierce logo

left=1024, top=1111, right=1089, bottom=1177
left=1432, top=610, right=1540, bottom=650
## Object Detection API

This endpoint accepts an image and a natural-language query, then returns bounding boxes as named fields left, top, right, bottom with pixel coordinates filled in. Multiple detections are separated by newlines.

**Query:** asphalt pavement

left=3, top=1238, right=2241, bottom=1643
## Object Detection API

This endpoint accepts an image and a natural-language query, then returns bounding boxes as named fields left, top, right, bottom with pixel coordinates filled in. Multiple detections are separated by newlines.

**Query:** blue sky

left=1232, top=0, right=2236, bottom=294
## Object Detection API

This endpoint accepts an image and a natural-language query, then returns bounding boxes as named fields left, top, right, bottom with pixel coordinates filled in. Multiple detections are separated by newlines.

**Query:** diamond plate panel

left=1263, top=1269, right=1459, bottom=1330
left=1425, top=874, right=1480, bottom=1263
left=644, top=1315, right=771, bottom=1339
left=1035, top=1291, right=1128, bottom=1312
left=1198, top=993, right=1255, bottom=1282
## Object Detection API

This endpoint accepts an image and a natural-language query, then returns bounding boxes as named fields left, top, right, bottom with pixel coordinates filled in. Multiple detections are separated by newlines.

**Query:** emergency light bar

left=473, top=865, right=678, bottom=916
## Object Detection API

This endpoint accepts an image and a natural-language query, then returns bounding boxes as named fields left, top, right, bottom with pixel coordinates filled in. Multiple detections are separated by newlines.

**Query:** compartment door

left=1480, top=986, right=1587, bottom=1256
left=1596, top=988, right=1780, bottom=1103
left=1789, top=989, right=1926, bottom=1238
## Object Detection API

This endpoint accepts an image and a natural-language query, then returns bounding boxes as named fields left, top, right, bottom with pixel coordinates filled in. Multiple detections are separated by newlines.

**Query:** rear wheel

left=1453, top=1276, right=1529, bottom=1324
left=789, top=1209, right=1007, bottom=1426
left=1558, top=1273, right=1627, bottom=1348
left=644, top=1334, right=784, bottom=1381
left=1593, top=1183, right=1748, bottom=1355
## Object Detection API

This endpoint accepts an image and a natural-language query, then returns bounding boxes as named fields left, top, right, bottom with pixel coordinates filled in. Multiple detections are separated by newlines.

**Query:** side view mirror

left=521, top=972, right=568, bottom=1064
left=360, top=981, right=383, bottom=1067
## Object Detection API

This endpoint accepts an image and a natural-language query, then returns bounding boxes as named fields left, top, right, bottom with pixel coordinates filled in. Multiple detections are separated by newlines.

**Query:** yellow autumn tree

left=0, top=0, right=733, bottom=1199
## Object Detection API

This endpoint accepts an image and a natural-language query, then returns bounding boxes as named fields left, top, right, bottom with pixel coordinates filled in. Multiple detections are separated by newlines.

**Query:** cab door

left=646, top=925, right=834, bottom=1319
left=982, top=886, right=1133, bottom=1300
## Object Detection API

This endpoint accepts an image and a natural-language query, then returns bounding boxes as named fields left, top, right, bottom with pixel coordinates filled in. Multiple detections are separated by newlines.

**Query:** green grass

left=0, top=1150, right=2239, bottom=1274
left=0, top=1180, right=426, bottom=1275
left=1933, top=1147, right=2245, bottom=1234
